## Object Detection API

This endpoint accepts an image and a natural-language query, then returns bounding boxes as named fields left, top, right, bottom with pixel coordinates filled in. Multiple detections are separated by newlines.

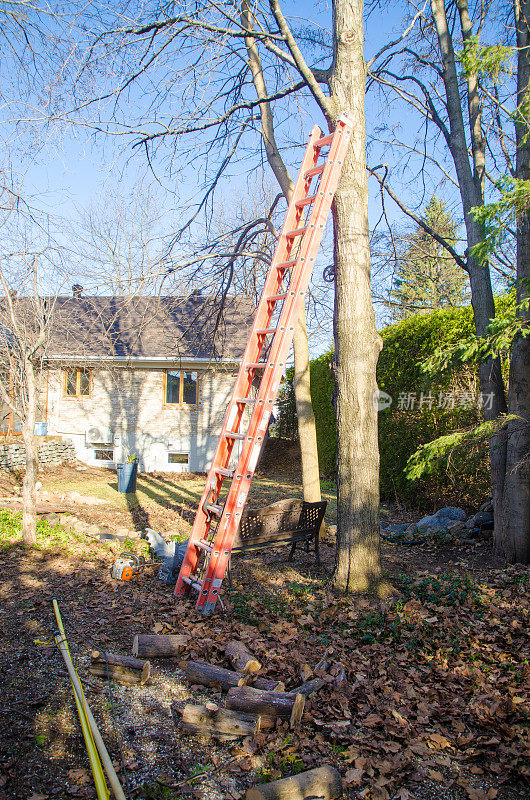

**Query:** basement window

left=94, top=448, right=114, bottom=462
left=168, top=452, right=189, bottom=466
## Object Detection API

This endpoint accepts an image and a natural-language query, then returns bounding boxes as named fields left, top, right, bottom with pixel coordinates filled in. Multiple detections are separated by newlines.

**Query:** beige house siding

left=45, top=364, right=243, bottom=472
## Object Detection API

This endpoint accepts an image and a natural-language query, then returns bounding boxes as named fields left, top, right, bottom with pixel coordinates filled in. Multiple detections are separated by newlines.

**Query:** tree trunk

left=293, top=313, right=322, bottom=503
left=499, top=0, right=530, bottom=563
left=431, top=0, right=508, bottom=540
left=226, top=686, right=305, bottom=728
left=21, top=361, right=37, bottom=546
left=184, top=660, right=248, bottom=690
left=327, top=0, right=388, bottom=595
left=177, top=703, right=261, bottom=740
left=225, top=640, right=262, bottom=673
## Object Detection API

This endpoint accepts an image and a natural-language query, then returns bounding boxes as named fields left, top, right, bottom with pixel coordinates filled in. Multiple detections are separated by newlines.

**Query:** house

left=37, top=291, right=255, bottom=472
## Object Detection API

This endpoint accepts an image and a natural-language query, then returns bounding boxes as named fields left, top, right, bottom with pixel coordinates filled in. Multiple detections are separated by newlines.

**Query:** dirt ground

left=0, top=463, right=528, bottom=800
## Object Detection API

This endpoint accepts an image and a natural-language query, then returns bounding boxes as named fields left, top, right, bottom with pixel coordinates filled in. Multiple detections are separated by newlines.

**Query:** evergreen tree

left=389, top=197, right=468, bottom=320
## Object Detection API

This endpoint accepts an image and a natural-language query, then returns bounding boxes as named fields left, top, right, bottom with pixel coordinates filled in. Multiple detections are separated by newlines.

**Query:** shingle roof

left=12, top=295, right=255, bottom=361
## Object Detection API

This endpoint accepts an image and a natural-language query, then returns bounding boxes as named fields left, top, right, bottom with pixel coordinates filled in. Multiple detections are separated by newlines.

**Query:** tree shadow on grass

left=109, top=483, right=150, bottom=530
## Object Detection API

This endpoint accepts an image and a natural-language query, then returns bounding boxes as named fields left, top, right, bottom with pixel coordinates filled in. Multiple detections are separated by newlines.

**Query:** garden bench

left=231, top=497, right=327, bottom=564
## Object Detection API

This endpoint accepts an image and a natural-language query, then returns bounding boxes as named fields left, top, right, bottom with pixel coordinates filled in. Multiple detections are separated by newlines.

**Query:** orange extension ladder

left=175, top=116, right=353, bottom=615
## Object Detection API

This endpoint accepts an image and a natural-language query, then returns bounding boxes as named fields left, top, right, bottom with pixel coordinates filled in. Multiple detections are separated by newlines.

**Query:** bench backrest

left=232, top=498, right=326, bottom=550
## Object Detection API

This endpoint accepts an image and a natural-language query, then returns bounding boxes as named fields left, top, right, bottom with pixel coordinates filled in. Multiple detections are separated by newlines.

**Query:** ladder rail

left=196, top=118, right=352, bottom=612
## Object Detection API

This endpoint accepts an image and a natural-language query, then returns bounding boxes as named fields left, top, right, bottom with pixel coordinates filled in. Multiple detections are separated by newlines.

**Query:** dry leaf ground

left=0, top=463, right=528, bottom=800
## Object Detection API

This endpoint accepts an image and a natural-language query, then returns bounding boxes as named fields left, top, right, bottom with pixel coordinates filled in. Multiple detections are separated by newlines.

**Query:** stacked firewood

left=89, top=634, right=345, bottom=799
left=172, top=639, right=346, bottom=741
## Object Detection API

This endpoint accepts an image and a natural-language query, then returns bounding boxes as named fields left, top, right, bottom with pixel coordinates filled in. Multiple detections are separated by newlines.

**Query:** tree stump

left=132, top=634, right=187, bottom=658
left=225, top=640, right=262, bottom=672
left=184, top=660, right=248, bottom=691
left=245, top=765, right=343, bottom=799
left=89, top=650, right=151, bottom=685
left=226, top=686, right=305, bottom=729
left=175, top=702, right=261, bottom=740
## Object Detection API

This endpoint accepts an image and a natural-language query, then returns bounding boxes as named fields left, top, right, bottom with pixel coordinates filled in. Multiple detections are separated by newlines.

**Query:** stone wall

left=0, top=438, right=77, bottom=470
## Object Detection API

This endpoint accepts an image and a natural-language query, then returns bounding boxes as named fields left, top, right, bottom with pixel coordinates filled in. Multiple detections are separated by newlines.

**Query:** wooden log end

left=289, top=692, right=305, bottom=729
left=225, top=640, right=262, bottom=673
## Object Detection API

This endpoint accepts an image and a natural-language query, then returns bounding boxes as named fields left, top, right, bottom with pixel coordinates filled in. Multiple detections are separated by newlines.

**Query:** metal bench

left=231, top=497, right=327, bottom=564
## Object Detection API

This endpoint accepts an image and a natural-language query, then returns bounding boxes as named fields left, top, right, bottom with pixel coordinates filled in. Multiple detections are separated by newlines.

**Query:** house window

left=64, top=368, right=91, bottom=397
left=94, top=448, right=114, bottom=462
left=165, top=370, right=198, bottom=405
left=168, top=452, right=189, bottom=465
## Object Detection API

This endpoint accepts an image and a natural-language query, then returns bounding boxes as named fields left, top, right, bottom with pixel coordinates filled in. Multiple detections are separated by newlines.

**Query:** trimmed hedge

left=277, top=301, right=511, bottom=508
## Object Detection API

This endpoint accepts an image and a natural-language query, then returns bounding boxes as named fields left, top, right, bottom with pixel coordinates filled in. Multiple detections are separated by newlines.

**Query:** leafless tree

left=65, top=0, right=388, bottom=593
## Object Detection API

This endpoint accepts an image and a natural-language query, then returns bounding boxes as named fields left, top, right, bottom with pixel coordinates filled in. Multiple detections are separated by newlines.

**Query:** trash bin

left=117, top=461, right=138, bottom=493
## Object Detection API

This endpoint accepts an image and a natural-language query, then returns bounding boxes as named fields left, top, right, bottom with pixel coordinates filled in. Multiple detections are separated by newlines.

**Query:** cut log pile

left=171, top=640, right=347, bottom=746
left=87, top=633, right=345, bottom=798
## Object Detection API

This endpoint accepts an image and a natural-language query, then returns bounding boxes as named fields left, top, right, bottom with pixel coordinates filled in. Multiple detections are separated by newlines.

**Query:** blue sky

left=8, top=0, right=480, bottom=348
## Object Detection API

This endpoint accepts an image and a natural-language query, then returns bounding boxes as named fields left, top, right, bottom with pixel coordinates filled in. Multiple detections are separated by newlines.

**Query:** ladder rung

left=266, top=293, right=287, bottom=302
left=195, top=539, right=213, bottom=553
left=276, top=259, right=297, bottom=269
left=182, top=575, right=202, bottom=592
left=286, top=226, right=307, bottom=238
left=234, top=396, right=255, bottom=403
left=315, top=133, right=334, bottom=147
left=295, top=194, right=317, bottom=208
left=205, top=503, right=223, bottom=516
left=225, top=430, right=246, bottom=440
left=305, top=164, right=325, bottom=178
left=215, top=467, right=234, bottom=478
left=246, top=362, right=268, bottom=369
left=256, top=327, right=277, bottom=335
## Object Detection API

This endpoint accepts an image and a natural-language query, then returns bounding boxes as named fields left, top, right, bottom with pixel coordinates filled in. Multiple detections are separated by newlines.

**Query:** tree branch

left=368, top=164, right=469, bottom=272
left=268, top=0, right=332, bottom=117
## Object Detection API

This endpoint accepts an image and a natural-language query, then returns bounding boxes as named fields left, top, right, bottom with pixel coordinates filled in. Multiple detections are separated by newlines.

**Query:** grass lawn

left=37, top=464, right=338, bottom=536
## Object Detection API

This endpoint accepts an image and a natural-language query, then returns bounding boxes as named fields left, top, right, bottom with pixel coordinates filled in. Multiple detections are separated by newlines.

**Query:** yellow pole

left=54, top=635, right=110, bottom=800
left=53, top=599, right=125, bottom=800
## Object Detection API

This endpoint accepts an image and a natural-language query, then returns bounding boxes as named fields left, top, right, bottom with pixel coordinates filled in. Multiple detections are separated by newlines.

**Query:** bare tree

left=0, top=218, right=66, bottom=544
left=67, top=0, right=388, bottom=593
left=367, top=0, right=530, bottom=560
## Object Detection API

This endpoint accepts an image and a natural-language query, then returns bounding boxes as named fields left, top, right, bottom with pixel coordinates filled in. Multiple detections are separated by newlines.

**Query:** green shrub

left=278, top=300, right=512, bottom=508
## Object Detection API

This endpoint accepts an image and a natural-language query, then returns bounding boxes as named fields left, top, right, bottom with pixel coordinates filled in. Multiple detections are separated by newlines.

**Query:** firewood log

left=245, top=765, right=343, bottom=800
left=226, top=686, right=305, bottom=729
left=292, top=677, right=326, bottom=696
left=248, top=676, right=285, bottom=692
left=183, top=660, right=248, bottom=690
left=89, top=650, right=151, bottom=685
left=132, top=634, right=187, bottom=659
left=225, top=640, right=262, bottom=672
left=175, top=702, right=260, bottom=740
